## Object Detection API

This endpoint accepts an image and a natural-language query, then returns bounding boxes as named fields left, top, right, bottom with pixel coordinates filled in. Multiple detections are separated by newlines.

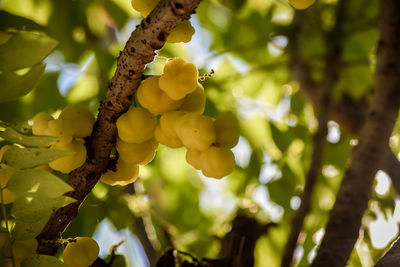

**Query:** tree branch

left=311, top=0, right=400, bottom=265
left=375, top=236, right=400, bottom=267
left=219, top=215, right=275, bottom=267
left=36, top=0, right=202, bottom=255
left=289, top=4, right=400, bottom=196
left=281, top=1, right=346, bottom=265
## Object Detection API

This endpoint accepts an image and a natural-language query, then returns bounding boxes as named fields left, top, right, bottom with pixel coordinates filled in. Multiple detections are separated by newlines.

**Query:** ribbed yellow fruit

left=63, top=237, right=99, bottom=267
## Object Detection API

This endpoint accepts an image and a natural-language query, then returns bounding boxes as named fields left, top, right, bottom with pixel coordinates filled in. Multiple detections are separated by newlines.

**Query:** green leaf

left=0, top=32, right=11, bottom=45
left=8, top=169, right=76, bottom=240
left=22, top=254, right=67, bottom=267
left=0, top=126, right=58, bottom=147
left=2, top=146, right=72, bottom=169
left=0, top=31, right=58, bottom=71
left=7, top=169, right=74, bottom=198
left=0, top=64, right=45, bottom=103
left=108, top=254, right=127, bottom=267
left=12, top=195, right=76, bottom=240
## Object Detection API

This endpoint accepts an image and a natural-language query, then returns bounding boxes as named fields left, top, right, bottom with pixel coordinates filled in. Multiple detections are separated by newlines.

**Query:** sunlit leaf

left=12, top=195, right=76, bottom=240
left=0, top=126, right=58, bottom=147
left=2, top=146, right=72, bottom=169
left=7, top=169, right=74, bottom=198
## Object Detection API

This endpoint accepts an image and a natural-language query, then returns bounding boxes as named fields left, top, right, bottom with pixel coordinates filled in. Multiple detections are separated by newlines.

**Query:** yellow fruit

left=160, top=111, right=186, bottom=138
left=116, top=107, right=156, bottom=143
left=154, top=111, right=187, bottom=148
left=214, top=114, right=240, bottom=148
left=159, top=58, right=198, bottom=100
left=179, top=84, right=205, bottom=114
left=185, top=148, right=203, bottom=170
left=31, top=112, right=54, bottom=135
left=131, top=0, right=159, bottom=17
left=100, top=160, right=139, bottom=186
left=289, top=0, right=315, bottom=9
left=0, top=167, right=17, bottom=188
left=43, top=118, right=68, bottom=137
left=2, top=239, right=37, bottom=266
left=12, top=239, right=37, bottom=261
left=117, top=138, right=158, bottom=165
left=154, top=124, right=183, bottom=148
left=201, top=146, right=235, bottom=179
left=49, top=139, right=87, bottom=173
left=63, top=237, right=99, bottom=267
left=0, top=167, right=18, bottom=204
left=138, top=149, right=156, bottom=165
left=0, top=189, right=17, bottom=204
left=175, top=113, right=216, bottom=151
left=137, top=76, right=184, bottom=114
left=167, top=20, right=195, bottom=43
left=59, top=104, right=95, bottom=138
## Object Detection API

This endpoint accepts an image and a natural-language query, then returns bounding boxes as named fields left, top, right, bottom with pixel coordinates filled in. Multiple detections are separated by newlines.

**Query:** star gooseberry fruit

left=159, top=58, right=198, bottom=100
left=137, top=76, right=184, bottom=114
left=116, top=107, right=156, bottom=143
left=214, top=113, right=240, bottom=149
left=100, top=160, right=139, bottom=186
left=116, top=137, right=159, bottom=165
left=131, top=0, right=158, bottom=17
left=31, top=112, right=54, bottom=136
left=179, top=84, right=206, bottom=114
left=63, top=237, right=99, bottom=267
left=49, top=139, right=87, bottom=173
left=175, top=113, right=216, bottom=151
left=167, top=20, right=195, bottom=43
left=58, top=104, right=95, bottom=138
left=289, top=0, right=315, bottom=9
left=201, top=146, right=235, bottom=179
left=0, top=167, right=18, bottom=204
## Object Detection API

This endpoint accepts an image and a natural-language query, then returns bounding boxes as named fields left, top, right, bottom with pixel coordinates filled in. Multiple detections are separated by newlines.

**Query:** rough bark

left=36, top=0, right=202, bottom=255
left=375, top=236, right=400, bottom=267
left=311, top=0, right=400, bottom=265
left=219, top=215, right=275, bottom=267
left=156, top=215, right=275, bottom=267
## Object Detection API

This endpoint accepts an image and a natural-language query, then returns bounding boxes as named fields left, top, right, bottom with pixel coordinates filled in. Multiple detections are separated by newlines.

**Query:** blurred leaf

left=0, top=31, right=58, bottom=71
left=0, top=11, right=44, bottom=32
left=0, top=64, right=45, bottom=103
left=105, top=254, right=127, bottom=267
left=267, top=165, right=297, bottom=210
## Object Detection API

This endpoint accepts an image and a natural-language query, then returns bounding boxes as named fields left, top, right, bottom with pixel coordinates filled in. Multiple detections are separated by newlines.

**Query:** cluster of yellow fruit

left=0, top=233, right=37, bottom=267
left=103, top=58, right=239, bottom=183
left=131, top=0, right=195, bottom=43
left=31, top=105, right=95, bottom=173
left=289, top=0, right=315, bottom=9
left=62, top=237, right=99, bottom=267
